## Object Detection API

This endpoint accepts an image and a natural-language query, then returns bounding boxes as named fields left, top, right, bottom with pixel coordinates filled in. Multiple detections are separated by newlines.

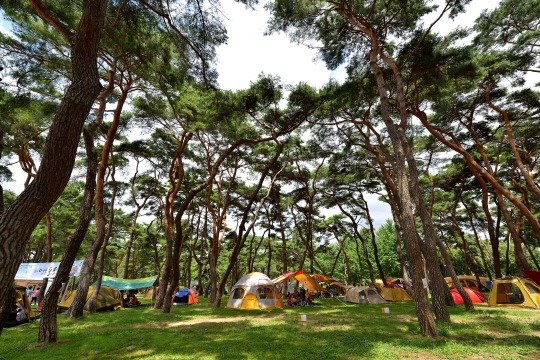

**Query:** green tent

left=100, top=275, right=157, bottom=290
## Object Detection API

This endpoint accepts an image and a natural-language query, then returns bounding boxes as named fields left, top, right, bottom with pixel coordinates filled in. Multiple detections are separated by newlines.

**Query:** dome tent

left=345, top=286, right=387, bottom=304
left=173, top=287, right=198, bottom=305
left=488, top=277, right=540, bottom=309
left=227, top=272, right=283, bottom=310
left=450, top=287, right=486, bottom=304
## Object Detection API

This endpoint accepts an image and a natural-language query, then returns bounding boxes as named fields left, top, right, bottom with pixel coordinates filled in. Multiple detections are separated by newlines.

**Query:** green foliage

left=375, top=220, right=400, bottom=277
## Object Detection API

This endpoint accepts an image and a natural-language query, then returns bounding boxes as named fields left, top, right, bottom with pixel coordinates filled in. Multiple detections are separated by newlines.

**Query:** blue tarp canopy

left=100, top=275, right=157, bottom=290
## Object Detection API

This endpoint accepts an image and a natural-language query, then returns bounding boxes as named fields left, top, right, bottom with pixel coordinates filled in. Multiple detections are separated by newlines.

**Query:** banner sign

left=15, top=260, right=84, bottom=280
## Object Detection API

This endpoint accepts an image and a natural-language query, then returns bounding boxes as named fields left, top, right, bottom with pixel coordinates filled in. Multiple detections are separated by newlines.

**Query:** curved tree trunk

left=461, top=195, right=492, bottom=281
left=38, top=128, right=97, bottom=343
left=88, top=158, right=118, bottom=311
left=0, top=0, right=107, bottom=333
left=338, top=204, right=376, bottom=285
left=155, top=132, right=192, bottom=309
left=69, top=85, right=128, bottom=318
left=475, top=173, right=502, bottom=277
left=363, top=35, right=437, bottom=336
left=360, top=193, right=386, bottom=283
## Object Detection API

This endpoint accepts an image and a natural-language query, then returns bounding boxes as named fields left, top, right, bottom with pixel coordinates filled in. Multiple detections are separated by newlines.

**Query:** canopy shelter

left=450, top=287, right=486, bottom=305
left=310, top=274, right=335, bottom=284
left=272, top=270, right=326, bottom=293
left=345, top=286, right=387, bottom=304
left=227, top=272, right=283, bottom=310
left=101, top=275, right=157, bottom=291
left=488, top=277, right=540, bottom=309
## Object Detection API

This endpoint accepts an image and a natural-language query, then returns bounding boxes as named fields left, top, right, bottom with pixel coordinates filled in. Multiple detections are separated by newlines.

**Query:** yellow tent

left=15, top=286, right=34, bottom=319
left=227, top=272, right=283, bottom=310
left=380, top=287, right=412, bottom=302
left=58, top=285, right=122, bottom=311
left=488, top=278, right=540, bottom=309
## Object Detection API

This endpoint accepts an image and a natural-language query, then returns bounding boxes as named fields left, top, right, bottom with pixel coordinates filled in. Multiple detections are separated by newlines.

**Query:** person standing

left=31, top=287, right=40, bottom=305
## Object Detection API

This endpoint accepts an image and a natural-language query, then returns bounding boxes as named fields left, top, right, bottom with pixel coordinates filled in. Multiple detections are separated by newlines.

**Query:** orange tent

left=310, top=274, right=335, bottom=283
left=272, top=270, right=326, bottom=293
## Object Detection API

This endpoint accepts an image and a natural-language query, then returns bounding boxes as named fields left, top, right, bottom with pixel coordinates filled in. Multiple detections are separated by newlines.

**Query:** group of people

left=121, top=290, right=140, bottom=307
left=25, top=286, right=40, bottom=305
left=286, top=288, right=314, bottom=307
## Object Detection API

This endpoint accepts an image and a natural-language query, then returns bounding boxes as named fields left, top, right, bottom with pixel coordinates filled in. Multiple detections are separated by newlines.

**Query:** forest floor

left=1, top=297, right=539, bottom=360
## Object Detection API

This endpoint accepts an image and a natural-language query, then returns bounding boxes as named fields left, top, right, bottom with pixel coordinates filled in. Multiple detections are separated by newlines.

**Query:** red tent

left=450, top=287, right=486, bottom=304
left=523, top=270, right=540, bottom=287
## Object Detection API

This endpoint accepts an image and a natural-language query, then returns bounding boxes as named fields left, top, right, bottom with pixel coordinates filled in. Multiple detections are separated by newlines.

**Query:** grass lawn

left=1, top=298, right=539, bottom=360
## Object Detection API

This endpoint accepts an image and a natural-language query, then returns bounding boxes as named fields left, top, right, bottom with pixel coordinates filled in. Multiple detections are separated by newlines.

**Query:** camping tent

left=450, top=287, right=486, bottom=305
left=523, top=270, right=540, bottom=287
left=173, top=287, right=199, bottom=305
left=488, top=278, right=540, bottom=309
left=57, top=285, right=122, bottom=311
left=345, top=286, right=387, bottom=304
left=272, top=270, right=326, bottom=294
left=328, top=281, right=348, bottom=296
left=227, top=272, right=283, bottom=310
left=445, top=275, right=489, bottom=290
left=380, top=287, right=412, bottom=302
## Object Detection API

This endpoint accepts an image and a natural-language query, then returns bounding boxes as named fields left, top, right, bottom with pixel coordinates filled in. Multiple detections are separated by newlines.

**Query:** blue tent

left=175, top=287, right=190, bottom=298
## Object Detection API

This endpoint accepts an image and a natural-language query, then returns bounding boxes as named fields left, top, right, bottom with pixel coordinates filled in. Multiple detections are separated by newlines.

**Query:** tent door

left=241, top=294, right=260, bottom=310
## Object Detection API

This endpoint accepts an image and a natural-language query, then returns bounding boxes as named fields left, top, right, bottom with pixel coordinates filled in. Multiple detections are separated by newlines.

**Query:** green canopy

left=101, top=275, right=157, bottom=290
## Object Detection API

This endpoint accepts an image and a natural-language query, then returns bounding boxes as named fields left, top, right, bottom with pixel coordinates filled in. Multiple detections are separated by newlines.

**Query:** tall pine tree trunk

left=0, top=0, right=107, bottom=333
left=38, top=128, right=97, bottom=343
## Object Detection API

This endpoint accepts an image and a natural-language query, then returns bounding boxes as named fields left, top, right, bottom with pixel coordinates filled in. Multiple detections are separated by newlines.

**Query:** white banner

left=15, top=260, right=84, bottom=280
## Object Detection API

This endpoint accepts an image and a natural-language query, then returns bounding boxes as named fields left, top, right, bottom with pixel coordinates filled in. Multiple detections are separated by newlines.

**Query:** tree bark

left=360, top=28, right=437, bottom=335
left=359, top=193, right=386, bottom=283
left=38, top=128, right=97, bottom=343
left=461, top=195, right=492, bottom=281
left=88, top=155, right=118, bottom=311
left=338, top=203, right=376, bottom=285
left=0, top=0, right=107, bottom=333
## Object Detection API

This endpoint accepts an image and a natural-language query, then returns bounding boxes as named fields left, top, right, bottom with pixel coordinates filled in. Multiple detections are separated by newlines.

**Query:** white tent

left=227, top=272, right=283, bottom=310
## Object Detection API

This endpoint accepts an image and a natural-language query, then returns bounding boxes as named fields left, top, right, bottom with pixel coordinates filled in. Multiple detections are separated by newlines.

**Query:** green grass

left=1, top=299, right=539, bottom=360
